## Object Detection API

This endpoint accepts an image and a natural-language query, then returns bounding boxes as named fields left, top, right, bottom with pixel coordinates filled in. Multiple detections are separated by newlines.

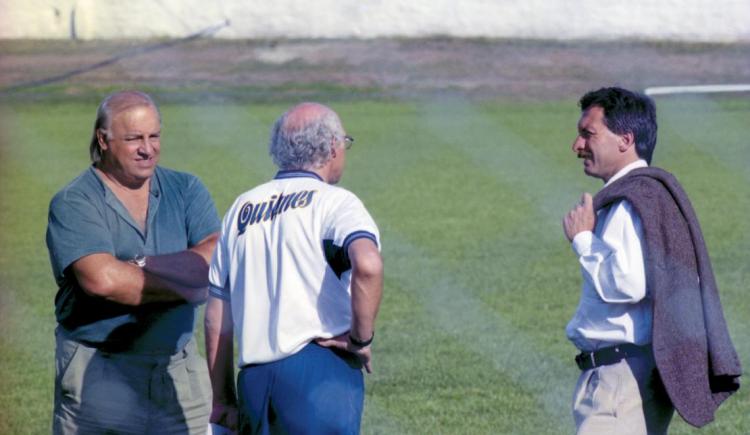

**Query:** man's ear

left=618, top=132, right=635, bottom=152
left=330, top=143, right=338, bottom=158
left=96, top=129, right=109, bottom=151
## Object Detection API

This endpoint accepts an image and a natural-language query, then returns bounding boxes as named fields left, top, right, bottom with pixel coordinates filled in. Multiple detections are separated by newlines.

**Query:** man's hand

left=315, top=333, right=373, bottom=373
left=210, top=402, right=238, bottom=433
left=563, top=193, right=596, bottom=242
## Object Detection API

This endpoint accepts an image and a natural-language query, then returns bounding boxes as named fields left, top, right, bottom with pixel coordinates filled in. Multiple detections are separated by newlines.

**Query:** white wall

left=1, top=0, right=749, bottom=42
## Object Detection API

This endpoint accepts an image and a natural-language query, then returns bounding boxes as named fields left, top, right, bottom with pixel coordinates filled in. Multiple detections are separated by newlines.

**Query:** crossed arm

left=71, top=233, right=219, bottom=306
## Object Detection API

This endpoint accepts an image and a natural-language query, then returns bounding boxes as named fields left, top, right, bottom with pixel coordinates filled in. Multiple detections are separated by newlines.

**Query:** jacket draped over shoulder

left=593, top=167, right=741, bottom=428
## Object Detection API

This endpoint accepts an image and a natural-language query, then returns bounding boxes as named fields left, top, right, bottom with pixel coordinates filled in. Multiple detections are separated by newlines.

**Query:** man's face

left=100, top=105, right=161, bottom=184
left=572, top=105, right=627, bottom=182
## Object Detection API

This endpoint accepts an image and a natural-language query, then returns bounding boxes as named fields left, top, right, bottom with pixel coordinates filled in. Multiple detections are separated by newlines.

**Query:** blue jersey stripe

left=274, top=170, right=323, bottom=181
left=342, top=230, right=379, bottom=253
left=209, top=285, right=230, bottom=301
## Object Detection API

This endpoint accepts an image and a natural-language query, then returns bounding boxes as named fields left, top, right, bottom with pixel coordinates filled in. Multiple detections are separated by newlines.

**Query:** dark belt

left=575, top=343, right=651, bottom=371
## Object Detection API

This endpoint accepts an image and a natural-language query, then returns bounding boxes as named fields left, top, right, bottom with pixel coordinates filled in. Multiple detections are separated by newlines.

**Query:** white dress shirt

left=566, top=160, right=652, bottom=352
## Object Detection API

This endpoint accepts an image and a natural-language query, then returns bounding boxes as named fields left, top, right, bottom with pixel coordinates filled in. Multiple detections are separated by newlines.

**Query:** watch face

left=134, top=255, right=147, bottom=267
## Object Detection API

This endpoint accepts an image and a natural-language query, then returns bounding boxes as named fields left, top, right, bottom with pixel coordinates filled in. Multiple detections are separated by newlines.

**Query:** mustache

left=577, top=152, right=592, bottom=159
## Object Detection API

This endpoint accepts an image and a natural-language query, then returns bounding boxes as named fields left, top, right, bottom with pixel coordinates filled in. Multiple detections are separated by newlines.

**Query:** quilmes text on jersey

left=237, top=190, right=316, bottom=235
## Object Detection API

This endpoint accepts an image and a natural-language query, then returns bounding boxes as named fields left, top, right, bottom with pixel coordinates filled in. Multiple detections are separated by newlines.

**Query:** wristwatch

left=348, top=331, right=374, bottom=348
left=131, top=255, right=147, bottom=268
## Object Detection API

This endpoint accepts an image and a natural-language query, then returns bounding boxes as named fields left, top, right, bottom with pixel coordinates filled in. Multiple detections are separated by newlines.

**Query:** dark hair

left=579, top=87, right=657, bottom=164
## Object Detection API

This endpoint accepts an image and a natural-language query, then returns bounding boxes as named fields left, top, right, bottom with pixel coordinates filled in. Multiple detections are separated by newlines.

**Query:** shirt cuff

left=342, top=230, right=379, bottom=253
left=571, top=231, right=594, bottom=256
left=209, top=285, right=230, bottom=301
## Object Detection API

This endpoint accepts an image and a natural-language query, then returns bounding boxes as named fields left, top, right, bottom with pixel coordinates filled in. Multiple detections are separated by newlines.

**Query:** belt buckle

left=575, top=351, right=597, bottom=370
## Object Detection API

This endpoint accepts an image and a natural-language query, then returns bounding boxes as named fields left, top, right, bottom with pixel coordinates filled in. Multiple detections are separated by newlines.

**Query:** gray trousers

left=53, top=330, right=211, bottom=435
left=572, top=352, right=674, bottom=435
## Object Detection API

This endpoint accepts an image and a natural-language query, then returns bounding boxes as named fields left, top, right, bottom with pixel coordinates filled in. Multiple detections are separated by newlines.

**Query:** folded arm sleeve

left=46, top=190, right=114, bottom=281
left=571, top=200, right=646, bottom=303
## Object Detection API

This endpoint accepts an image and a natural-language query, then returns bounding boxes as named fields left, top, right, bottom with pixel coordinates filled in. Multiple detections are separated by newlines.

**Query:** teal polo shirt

left=46, top=165, right=220, bottom=354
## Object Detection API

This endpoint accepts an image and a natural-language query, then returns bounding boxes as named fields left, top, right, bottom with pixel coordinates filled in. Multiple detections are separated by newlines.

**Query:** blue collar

left=274, top=170, right=323, bottom=181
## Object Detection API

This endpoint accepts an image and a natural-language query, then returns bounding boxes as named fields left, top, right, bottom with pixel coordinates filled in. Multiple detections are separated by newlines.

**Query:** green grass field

left=1, top=95, right=748, bottom=434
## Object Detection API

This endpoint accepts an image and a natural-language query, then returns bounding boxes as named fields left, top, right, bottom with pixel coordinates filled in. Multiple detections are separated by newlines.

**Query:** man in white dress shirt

left=562, top=87, right=673, bottom=434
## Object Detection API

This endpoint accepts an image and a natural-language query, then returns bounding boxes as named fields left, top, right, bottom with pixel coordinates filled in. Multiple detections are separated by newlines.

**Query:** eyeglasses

left=343, top=135, right=354, bottom=150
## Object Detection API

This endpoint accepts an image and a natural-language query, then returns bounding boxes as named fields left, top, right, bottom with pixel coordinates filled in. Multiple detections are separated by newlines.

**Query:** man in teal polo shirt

left=46, top=90, right=220, bottom=434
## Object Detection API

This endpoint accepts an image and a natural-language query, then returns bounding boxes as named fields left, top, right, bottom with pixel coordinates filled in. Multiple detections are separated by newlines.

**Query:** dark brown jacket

left=594, top=166, right=741, bottom=427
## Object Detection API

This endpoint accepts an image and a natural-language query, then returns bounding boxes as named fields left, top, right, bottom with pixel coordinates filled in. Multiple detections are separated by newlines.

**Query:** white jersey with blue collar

left=209, top=170, right=380, bottom=366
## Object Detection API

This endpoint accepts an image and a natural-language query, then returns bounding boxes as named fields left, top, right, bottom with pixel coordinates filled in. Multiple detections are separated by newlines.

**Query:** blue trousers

left=237, top=343, right=364, bottom=435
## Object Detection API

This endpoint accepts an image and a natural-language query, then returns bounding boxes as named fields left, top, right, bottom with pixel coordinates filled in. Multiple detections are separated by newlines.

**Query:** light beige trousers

left=572, top=354, right=674, bottom=435
left=53, top=331, right=211, bottom=435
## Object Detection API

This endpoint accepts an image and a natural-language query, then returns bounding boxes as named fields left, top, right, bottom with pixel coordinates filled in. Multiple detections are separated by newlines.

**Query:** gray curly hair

left=269, top=107, right=343, bottom=170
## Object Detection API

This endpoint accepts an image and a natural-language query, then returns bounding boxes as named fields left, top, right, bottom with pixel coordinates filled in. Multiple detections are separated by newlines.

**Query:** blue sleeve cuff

left=342, top=230, right=378, bottom=253
left=209, top=285, right=230, bottom=301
